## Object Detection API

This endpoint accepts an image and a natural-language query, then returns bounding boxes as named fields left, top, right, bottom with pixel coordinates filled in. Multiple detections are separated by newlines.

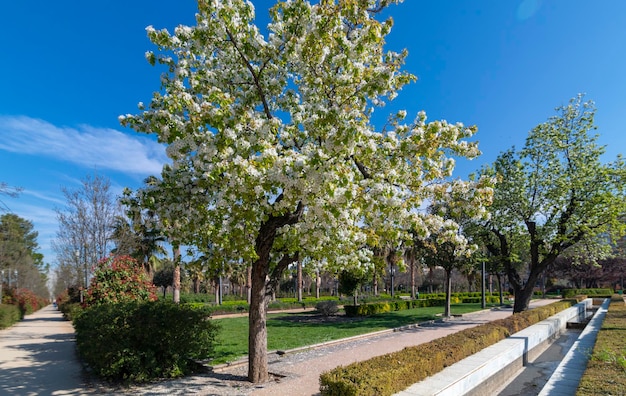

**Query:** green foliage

left=196, top=296, right=340, bottom=316
left=344, top=298, right=445, bottom=317
left=178, top=292, right=214, bottom=303
left=212, top=304, right=488, bottom=365
left=73, top=301, right=220, bottom=382
left=343, top=293, right=507, bottom=317
left=460, top=296, right=501, bottom=304
left=577, top=295, right=626, bottom=394
left=0, top=213, right=45, bottom=269
left=316, top=300, right=339, bottom=316
left=320, top=300, right=576, bottom=395
left=482, top=95, right=626, bottom=312
left=59, top=302, right=83, bottom=322
left=0, top=304, right=21, bottom=329
left=153, top=265, right=174, bottom=289
left=84, top=255, right=157, bottom=307
left=562, top=288, right=614, bottom=298
left=338, top=269, right=365, bottom=297
left=56, top=287, right=84, bottom=320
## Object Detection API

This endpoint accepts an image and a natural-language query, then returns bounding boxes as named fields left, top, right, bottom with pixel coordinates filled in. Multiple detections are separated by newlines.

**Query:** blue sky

left=1, top=0, right=625, bottom=264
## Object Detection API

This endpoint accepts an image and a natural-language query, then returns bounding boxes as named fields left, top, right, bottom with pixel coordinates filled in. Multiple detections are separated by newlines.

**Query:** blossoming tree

left=481, top=95, right=626, bottom=313
left=121, top=0, right=492, bottom=383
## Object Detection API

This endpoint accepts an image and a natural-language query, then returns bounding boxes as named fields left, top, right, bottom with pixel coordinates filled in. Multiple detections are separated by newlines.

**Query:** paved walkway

left=0, top=304, right=89, bottom=395
left=0, top=300, right=557, bottom=395
left=248, top=299, right=556, bottom=396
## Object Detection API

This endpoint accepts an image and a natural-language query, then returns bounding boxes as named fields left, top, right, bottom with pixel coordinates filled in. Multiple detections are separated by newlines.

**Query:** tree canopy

left=0, top=213, right=48, bottom=297
left=121, top=0, right=492, bottom=382
left=482, top=94, right=626, bottom=312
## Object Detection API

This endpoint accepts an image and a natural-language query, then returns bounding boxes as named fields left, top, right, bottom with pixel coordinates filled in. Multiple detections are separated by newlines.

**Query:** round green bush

left=73, top=301, right=220, bottom=382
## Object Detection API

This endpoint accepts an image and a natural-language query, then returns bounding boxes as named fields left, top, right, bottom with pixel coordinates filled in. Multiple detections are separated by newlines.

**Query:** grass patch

left=577, top=295, right=626, bottom=395
left=209, top=303, right=495, bottom=364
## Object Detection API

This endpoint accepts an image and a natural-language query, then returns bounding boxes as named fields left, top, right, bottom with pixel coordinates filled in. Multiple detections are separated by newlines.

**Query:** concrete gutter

left=538, top=298, right=610, bottom=396
left=395, top=299, right=593, bottom=396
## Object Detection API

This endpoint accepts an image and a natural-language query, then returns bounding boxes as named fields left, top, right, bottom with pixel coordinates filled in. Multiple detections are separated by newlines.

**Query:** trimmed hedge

left=58, top=302, right=84, bottom=321
left=344, top=296, right=504, bottom=317
left=0, top=304, right=21, bottom=329
left=193, top=296, right=341, bottom=316
left=461, top=296, right=502, bottom=304
left=576, top=295, right=626, bottom=395
left=320, top=299, right=577, bottom=396
left=73, top=301, right=220, bottom=382
left=344, top=299, right=445, bottom=317
left=562, top=288, right=613, bottom=298
left=316, top=300, right=339, bottom=316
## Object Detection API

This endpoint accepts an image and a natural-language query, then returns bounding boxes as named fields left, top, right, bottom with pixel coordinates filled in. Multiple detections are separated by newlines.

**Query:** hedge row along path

left=0, top=300, right=557, bottom=395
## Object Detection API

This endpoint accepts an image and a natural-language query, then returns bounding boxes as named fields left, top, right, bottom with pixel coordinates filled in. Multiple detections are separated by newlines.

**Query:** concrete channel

left=494, top=329, right=582, bottom=395
left=396, top=298, right=608, bottom=396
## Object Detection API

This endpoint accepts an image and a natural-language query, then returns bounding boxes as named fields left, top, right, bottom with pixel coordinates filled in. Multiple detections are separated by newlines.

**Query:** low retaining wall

left=395, top=299, right=593, bottom=396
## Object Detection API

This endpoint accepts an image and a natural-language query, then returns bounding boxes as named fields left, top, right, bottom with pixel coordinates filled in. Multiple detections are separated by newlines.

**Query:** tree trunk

left=247, top=201, right=303, bottom=383
left=510, top=261, right=543, bottom=313
left=496, top=273, right=504, bottom=305
left=246, top=265, right=252, bottom=304
left=373, top=273, right=378, bottom=296
left=405, top=247, right=416, bottom=299
left=193, top=277, right=200, bottom=294
left=173, top=245, right=181, bottom=304
left=512, top=284, right=535, bottom=313
left=214, top=278, right=221, bottom=305
left=248, top=256, right=270, bottom=383
left=297, top=259, right=303, bottom=302
left=315, top=269, right=320, bottom=299
left=410, top=258, right=416, bottom=299
left=444, top=269, right=452, bottom=317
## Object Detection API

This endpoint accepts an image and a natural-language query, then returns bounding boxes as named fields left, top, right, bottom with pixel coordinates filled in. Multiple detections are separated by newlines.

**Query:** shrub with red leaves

left=84, top=255, right=157, bottom=307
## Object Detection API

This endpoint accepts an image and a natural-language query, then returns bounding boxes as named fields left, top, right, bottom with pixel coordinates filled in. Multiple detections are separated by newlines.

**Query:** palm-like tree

left=110, top=209, right=166, bottom=278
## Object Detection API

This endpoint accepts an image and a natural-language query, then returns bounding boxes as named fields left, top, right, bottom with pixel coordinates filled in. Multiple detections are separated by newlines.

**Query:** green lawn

left=209, top=303, right=497, bottom=364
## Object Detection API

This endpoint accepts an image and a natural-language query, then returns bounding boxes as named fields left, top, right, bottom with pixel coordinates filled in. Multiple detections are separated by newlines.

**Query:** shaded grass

left=209, top=303, right=496, bottom=364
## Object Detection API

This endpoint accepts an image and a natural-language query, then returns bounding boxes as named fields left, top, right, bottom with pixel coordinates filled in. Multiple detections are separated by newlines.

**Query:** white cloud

left=0, top=116, right=168, bottom=176
left=22, top=189, right=66, bottom=207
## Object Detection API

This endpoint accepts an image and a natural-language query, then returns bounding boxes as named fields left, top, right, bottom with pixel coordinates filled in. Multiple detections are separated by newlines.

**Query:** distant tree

left=481, top=95, right=626, bottom=312
left=414, top=220, right=474, bottom=317
left=338, top=268, right=367, bottom=306
left=115, top=186, right=167, bottom=277
left=0, top=213, right=48, bottom=297
left=153, top=263, right=174, bottom=298
left=53, top=174, right=120, bottom=291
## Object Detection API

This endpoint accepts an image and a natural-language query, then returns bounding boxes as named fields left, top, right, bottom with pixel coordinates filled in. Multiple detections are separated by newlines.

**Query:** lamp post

left=81, top=244, right=90, bottom=291
left=390, top=264, right=395, bottom=298
left=481, top=259, right=486, bottom=309
left=75, top=250, right=83, bottom=303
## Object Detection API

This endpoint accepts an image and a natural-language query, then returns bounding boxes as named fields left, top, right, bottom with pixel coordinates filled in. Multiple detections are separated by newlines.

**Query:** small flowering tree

left=121, top=0, right=492, bottom=382
left=84, top=255, right=157, bottom=307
